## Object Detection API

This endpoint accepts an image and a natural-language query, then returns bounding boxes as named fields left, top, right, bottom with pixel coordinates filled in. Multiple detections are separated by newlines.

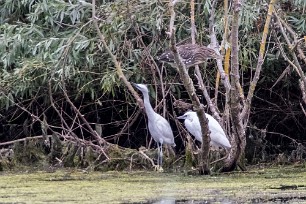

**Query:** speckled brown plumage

left=157, top=44, right=222, bottom=68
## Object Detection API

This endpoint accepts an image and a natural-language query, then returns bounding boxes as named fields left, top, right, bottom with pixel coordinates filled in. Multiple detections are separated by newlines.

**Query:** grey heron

left=157, top=44, right=222, bottom=68
left=132, top=83, right=175, bottom=171
left=177, top=111, right=231, bottom=150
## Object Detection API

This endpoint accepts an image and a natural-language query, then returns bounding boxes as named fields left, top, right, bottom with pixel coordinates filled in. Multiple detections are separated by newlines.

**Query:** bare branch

left=300, top=102, right=306, bottom=117
left=274, top=13, right=306, bottom=83
left=270, top=65, right=291, bottom=91
left=242, top=0, right=277, bottom=120
left=0, top=135, right=52, bottom=147
left=169, top=0, right=210, bottom=174
left=209, top=1, right=231, bottom=93
left=299, top=81, right=306, bottom=105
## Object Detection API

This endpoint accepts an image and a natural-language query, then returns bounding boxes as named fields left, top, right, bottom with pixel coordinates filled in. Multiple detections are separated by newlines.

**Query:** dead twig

left=0, top=135, right=52, bottom=147
left=138, top=148, right=156, bottom=168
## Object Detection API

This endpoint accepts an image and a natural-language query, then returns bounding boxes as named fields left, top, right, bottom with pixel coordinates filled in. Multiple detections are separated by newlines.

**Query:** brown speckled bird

left=157, top=44, right=222, bottom=68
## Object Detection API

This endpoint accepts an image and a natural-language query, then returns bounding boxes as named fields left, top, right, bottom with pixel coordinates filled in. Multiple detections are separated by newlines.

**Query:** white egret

left=177, top=111, right=231, bottom=150
left=132, top=83, right=175, bottom=170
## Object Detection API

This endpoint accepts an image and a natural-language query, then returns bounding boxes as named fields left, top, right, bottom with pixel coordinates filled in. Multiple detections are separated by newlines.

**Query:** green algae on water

left=0, top=165, right=306, bottom=203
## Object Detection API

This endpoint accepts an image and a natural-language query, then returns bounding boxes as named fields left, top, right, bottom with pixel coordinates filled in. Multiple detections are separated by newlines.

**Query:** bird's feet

left=153, top=165, right=164, bottom=172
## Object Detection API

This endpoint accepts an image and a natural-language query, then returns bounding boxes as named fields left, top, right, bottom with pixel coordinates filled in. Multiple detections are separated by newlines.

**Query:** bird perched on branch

left=177, top=111, right=231, bottom=150
left=157, top=43, right=222, bottom=68
left=132, top=82, right=175, bottom=171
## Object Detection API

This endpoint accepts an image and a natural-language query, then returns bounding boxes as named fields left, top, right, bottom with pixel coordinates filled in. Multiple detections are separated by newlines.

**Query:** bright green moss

left=0, top=165, right=305, bottom=203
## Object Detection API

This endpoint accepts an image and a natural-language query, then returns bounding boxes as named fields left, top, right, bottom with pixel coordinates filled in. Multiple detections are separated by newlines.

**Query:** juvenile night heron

left=157, top=43, right=222, bottom=68
left=177, top=111, right=231, bottom=150
left=132, top=83, right=176, bottom=171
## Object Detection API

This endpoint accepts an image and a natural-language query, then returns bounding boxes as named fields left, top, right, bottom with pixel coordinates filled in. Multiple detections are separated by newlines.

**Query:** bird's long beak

left=131, top=82, right=138, bottom=88
left=177, top=115, right=185, bottom=120
left=131, top=82, right=142, bottom=92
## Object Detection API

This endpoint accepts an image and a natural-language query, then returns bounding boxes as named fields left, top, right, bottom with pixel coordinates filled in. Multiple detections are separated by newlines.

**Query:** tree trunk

left=222, top=0, right=246, bottom=172
left=168, top=0, right=211, bottom=175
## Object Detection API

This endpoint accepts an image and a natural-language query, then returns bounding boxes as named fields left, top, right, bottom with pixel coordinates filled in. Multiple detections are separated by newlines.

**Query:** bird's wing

left=176, top=38, right=192, bottom=46
left=185, top=116, right=202, bottom=142
left=198, top=46, right=221, bottom=59
left=206, top=114, right=231, bottom=148
left=151, top=114, right=174, bottom=145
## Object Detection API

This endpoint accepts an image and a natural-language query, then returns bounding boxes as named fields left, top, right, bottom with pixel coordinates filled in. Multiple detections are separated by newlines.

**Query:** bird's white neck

left=142, top=91, right=156, bottom=120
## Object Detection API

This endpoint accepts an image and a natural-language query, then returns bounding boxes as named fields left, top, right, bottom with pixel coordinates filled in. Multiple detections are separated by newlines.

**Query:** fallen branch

left=0, top=135, right=52, bottom=147
left=137, top=148, right=157, bottom=169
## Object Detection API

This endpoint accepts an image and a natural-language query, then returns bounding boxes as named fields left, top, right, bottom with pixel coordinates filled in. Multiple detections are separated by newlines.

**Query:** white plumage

left=177, top=111, right=231, bottom=150
left=132, top=83, right=175, bottom=169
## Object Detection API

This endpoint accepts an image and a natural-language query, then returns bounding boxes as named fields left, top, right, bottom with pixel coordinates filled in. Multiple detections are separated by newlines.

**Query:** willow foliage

left=0, top=0, right=168, bottom=107
left=0, top=0, right=273, bottom=109
left=0, top=0, right=300, bottom=113
left=0, top=0, right=305, bottom=169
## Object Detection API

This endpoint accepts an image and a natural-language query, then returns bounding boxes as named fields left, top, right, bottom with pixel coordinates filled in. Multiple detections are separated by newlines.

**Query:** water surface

left=0, top=166, right=306, bottom=203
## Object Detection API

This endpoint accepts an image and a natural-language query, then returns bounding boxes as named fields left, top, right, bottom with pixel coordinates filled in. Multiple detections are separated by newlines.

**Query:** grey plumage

left=132, top=83, right=175, bottom=170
